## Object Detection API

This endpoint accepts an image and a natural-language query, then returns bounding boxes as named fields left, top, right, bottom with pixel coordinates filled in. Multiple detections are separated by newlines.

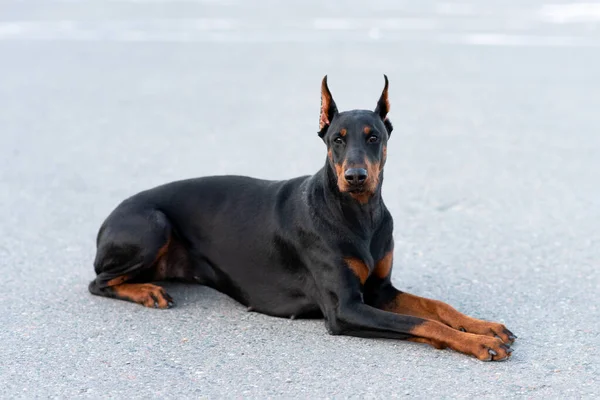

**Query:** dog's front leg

left=325, top=299, right=512, bottom=361
left=362, top=250, right=517, bottom=347
left=369, top=285, right=516, bottom=344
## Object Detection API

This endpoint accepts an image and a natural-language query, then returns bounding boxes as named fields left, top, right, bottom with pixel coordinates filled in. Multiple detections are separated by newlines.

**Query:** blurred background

left=1, top=0, right=599, bottom=398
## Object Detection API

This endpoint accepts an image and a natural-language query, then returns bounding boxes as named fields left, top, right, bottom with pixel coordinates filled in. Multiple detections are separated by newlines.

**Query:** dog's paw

left=474, top=336, right=513, bottom=361
left=459, top=320, right=516, bottom=345
left=456, top=334, right=514, bottom=361
left=112, top=283, right=175, bottom=309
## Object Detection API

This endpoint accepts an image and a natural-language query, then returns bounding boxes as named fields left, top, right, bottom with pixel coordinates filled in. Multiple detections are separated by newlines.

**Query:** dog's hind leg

left=88, top=206, right=186, bottom=308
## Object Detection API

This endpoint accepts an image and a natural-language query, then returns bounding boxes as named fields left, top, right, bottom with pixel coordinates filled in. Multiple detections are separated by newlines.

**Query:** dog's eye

left=367, top=135, right=379, bottom=144
left=334, top=137, right=344, bottom=144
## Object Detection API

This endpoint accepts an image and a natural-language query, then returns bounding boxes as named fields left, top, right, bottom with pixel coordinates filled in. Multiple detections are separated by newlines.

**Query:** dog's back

left=93, top=174, right=325, bottom=316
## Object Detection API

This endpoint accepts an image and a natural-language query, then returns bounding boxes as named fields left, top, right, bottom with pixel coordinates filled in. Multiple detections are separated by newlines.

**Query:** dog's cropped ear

left=318, top=75, right=338, bottom=138
left=374, top=74, right=393, bottom=137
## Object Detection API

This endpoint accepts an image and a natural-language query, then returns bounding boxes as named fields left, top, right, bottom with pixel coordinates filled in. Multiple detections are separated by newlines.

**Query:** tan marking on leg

left=107, top=275, right=129, bottom=286
left=383, top=292, right=515, bottom=344
left=112, top=283, right=172, bottom=309
left=408, top=337, right=447, bottom=349
left=152, top=236, right=171, bottom=281
left=156, top=237, right=170, bottom=259
left=409, top=321, right=511, bottom=361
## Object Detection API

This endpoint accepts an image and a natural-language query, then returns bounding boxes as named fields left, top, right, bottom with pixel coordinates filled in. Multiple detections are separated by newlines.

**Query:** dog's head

left=318, top=75, right=393, bottom=204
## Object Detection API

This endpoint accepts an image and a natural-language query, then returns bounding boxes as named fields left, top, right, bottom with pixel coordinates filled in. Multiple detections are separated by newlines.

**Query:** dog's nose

left=344, top=168, right=368, bottom=185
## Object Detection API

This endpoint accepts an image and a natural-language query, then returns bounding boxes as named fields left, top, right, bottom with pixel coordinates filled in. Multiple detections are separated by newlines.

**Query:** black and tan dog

left=89, top=76, right=516, bottom=361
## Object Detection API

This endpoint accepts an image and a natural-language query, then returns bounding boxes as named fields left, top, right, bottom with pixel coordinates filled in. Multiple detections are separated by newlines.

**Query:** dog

left=89, top=75, right=516, bottom=361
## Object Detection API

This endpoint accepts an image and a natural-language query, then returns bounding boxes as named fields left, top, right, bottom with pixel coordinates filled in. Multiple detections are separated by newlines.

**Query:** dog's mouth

left=342, top=182, right=373, bottom=196
left=347, top=186, right=367, bottom=194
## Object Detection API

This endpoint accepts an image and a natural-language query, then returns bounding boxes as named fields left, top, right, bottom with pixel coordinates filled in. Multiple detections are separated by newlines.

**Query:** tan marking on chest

left=373, top=250, right=393, bottom=278
left=345, top=257, right=369, bottom=285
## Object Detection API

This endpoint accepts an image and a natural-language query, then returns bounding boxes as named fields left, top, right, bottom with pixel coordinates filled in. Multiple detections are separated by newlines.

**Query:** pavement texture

left=1, top=0, right=599, bottom=398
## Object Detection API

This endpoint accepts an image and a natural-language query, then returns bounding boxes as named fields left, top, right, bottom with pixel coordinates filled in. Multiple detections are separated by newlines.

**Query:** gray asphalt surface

left=1, top=0, right=599, bottom=398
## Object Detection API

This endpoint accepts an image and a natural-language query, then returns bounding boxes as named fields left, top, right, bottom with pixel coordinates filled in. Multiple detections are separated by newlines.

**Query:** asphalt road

left=1, top=1, right=599, bottom=398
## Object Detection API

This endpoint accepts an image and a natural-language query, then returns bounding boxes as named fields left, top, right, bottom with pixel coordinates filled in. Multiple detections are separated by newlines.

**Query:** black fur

left=89, top=76, right=516, bottom=360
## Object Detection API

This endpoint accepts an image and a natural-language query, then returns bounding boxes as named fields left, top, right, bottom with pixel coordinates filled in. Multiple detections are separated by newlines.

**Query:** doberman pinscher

left=89, top=76, right=516, bottom=361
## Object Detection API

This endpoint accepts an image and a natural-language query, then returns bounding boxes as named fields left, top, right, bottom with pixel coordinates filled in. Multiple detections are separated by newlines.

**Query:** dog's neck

left=319, top=161, right=385, bottom=232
